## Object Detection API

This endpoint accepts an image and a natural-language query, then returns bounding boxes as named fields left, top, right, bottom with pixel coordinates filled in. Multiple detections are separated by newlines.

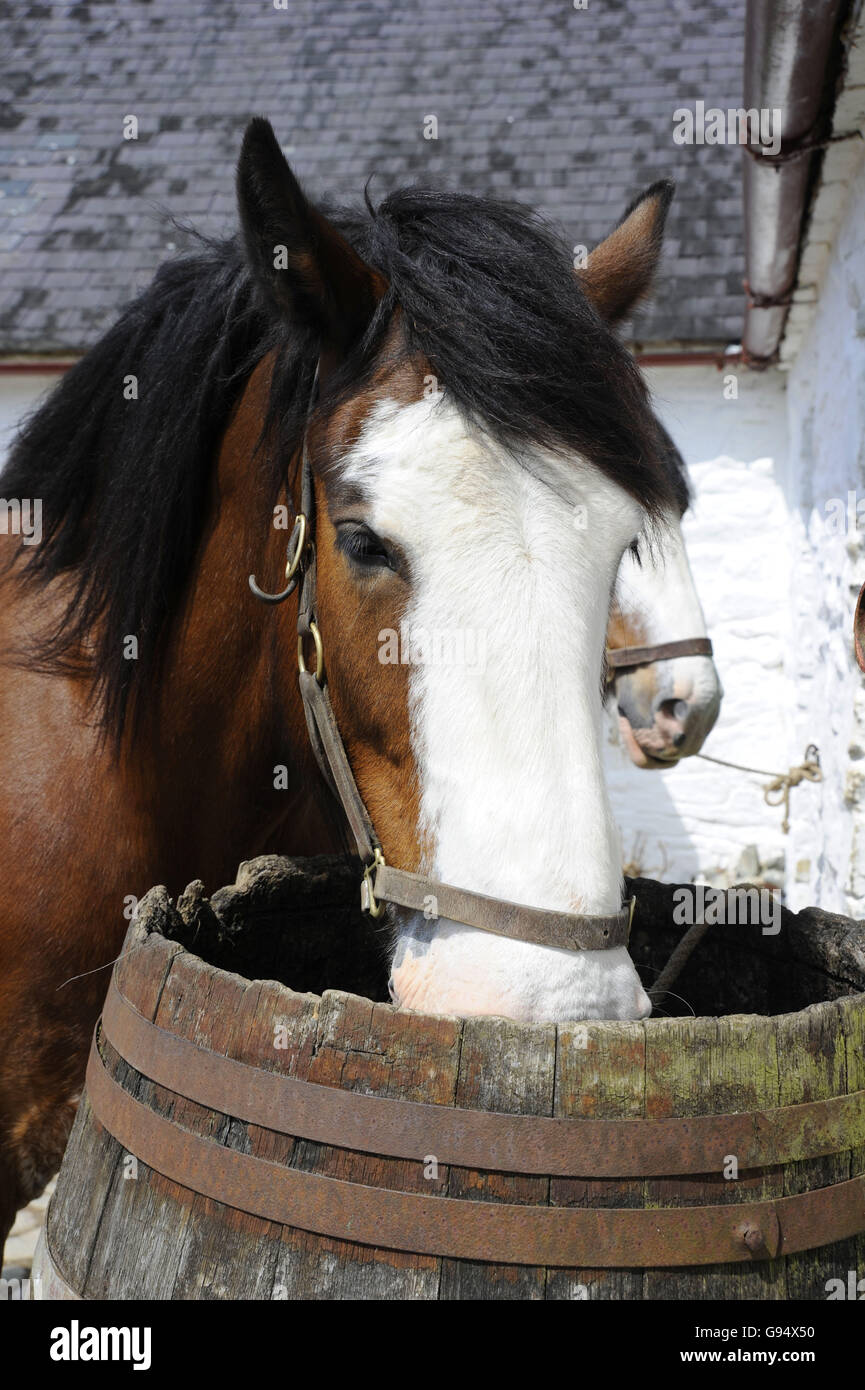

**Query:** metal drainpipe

left=742, top=0, right=845, bottom=366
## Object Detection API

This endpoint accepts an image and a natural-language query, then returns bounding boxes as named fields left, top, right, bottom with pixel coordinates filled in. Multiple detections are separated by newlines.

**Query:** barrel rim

left=133, top=861, right=865, bottom=1039
left=99, top=973, right=865, bottom=1178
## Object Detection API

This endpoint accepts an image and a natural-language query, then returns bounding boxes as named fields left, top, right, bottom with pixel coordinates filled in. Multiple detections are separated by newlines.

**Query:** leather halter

left=605, top=636, right=713, bottom=682
left=250, top=382, right=634, bottom=954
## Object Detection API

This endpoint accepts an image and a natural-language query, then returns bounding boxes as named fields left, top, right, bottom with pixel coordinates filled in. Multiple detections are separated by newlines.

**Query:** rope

left=695, top=745, right=822, bottom=834
left=648, top=744, right=822, bottom=1004
left=649, top=917, right=714, bottom=1001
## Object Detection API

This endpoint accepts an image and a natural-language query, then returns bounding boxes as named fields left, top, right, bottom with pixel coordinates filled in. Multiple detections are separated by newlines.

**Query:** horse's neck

left=135, top=356, right=343, bottom=876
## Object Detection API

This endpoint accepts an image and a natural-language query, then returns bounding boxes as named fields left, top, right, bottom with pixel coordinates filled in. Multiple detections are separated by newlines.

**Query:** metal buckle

left=297, top=621, right=324, bottom=685
left=627, top=896, right=636, bottom=941
left=360, top=848, right=386, bottom=918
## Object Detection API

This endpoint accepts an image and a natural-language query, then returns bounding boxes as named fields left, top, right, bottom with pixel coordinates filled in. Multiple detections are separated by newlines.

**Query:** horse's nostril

left=657, top=697, right=689, bottom=726
left=654, top=697, right=691, bottom=751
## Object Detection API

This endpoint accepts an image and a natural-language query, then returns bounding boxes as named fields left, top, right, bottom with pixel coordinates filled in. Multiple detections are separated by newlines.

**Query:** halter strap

left=605, top=636, right=713, bottom=679
left=369, top=863, right=633, bottom=951
left=253, top=379, right=634, bottom=954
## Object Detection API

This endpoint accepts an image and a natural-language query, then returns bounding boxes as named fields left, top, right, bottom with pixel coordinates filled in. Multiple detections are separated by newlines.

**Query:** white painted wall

left=605, top=363, right=797, bottom=892
left=781, top=152, right=865, bottom=915
left=0, top=372, right=59, bottom=470
left=608, top=150, right=865, bottom=914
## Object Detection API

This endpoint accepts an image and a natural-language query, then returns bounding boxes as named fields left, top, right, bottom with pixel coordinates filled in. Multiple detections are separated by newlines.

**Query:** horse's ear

left=237, top=117, right=385, bottom=355
left=579, top=180, right=674, bottom=324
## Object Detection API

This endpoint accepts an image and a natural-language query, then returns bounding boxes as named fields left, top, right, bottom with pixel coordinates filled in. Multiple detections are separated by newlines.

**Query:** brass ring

left=297, top=621, right=324, bottom=685
left=362, top=848, right=386, bottom=919
left=284, top=513, right=308, bottom=583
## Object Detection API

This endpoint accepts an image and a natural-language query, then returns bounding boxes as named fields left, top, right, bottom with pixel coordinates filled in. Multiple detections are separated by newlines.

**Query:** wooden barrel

left=39, top=856, right=865, bottom=1300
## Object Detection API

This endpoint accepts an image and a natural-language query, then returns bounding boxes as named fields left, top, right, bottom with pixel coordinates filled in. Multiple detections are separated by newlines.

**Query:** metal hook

left=248, top=514, right=307, bottom=605
left=248, top=571, right=299, bottom=604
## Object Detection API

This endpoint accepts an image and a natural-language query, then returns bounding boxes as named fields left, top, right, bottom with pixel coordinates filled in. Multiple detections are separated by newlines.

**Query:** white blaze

left=341, top=395, right=652, bottom=1022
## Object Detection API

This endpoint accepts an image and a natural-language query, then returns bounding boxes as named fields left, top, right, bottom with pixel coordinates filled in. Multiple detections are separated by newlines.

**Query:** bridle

left=250, top=372, right=635, bottom=955
left=605, top=637, right=714, bottom=684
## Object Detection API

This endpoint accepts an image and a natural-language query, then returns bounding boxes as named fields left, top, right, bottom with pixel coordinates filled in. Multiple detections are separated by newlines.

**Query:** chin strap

left=253, top=377, right=635, bottom=954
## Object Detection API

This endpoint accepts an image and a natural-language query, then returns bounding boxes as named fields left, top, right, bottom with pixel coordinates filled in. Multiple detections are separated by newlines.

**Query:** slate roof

left=0, top=0, right=747, bottom=353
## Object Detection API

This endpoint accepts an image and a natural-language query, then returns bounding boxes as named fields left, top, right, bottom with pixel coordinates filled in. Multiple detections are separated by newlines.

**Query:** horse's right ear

left=237, top=117, right=385, bottom=355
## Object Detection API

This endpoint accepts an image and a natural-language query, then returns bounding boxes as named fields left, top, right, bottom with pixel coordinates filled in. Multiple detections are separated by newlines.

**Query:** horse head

left=238, top=119, right=682, bottom=1022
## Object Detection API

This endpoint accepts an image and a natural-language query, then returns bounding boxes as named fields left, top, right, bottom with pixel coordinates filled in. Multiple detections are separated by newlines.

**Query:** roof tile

left=0, top=0, right=746, bottom=351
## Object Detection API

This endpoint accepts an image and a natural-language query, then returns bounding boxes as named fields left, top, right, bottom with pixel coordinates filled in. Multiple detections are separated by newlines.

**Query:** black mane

left=5, top=186, right=679, bottom=740
left=3, top=238, right=283, bottom=738
left=340, top=188, right=676, bottom=514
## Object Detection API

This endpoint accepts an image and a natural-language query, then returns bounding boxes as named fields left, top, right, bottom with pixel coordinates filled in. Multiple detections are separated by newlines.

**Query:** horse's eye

left=338, top=523, right=395, bottom=571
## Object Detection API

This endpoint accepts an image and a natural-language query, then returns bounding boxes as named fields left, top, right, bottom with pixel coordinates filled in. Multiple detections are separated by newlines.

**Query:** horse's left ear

left=237, top=117, right=385, bottom=356
left=578, top=180, right=674, bottom=324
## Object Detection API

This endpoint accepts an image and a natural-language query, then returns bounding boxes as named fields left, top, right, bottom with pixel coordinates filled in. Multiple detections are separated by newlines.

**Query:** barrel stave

left=150, top=953, right=283, bottom=1300
left=642, top=1013, right=785, bottom=1300
left=779, top=1000, right=859, bottom=1300
left=546, top=1019, right=647, bottom=1301
left=272, top=989, right=462, bottom=1300
left=46, top=914, right=179, bottom=1296
left=841, top=995, right=865, bottom=1283
left=438, top=1014, right=556, bottom=1301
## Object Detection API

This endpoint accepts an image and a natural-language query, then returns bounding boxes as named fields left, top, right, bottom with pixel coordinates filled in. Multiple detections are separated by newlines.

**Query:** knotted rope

left=695, top=745, right=822, bottom=834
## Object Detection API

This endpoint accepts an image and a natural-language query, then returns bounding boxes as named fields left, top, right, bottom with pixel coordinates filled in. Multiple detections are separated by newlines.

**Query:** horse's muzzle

left=614, top=658, right=722, bottom=767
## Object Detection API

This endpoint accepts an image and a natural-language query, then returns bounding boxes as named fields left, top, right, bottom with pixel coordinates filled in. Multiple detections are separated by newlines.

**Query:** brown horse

left=0, top=118, right=680, bottom=1255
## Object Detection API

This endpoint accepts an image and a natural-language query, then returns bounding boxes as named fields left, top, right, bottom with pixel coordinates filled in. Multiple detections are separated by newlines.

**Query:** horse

left=0, top=117, right=682, bottom=1256
left=606, top=422, right=722, bottom=767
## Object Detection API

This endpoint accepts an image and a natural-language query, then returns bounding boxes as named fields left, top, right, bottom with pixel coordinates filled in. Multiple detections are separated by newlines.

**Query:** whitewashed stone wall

left=605, top=363, right=796, bottom=893
left=609, top=153, right=865, bottom=916
left=0, top=372, right=57, bottom=467
left=781, top=153, right=865, bottom=916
